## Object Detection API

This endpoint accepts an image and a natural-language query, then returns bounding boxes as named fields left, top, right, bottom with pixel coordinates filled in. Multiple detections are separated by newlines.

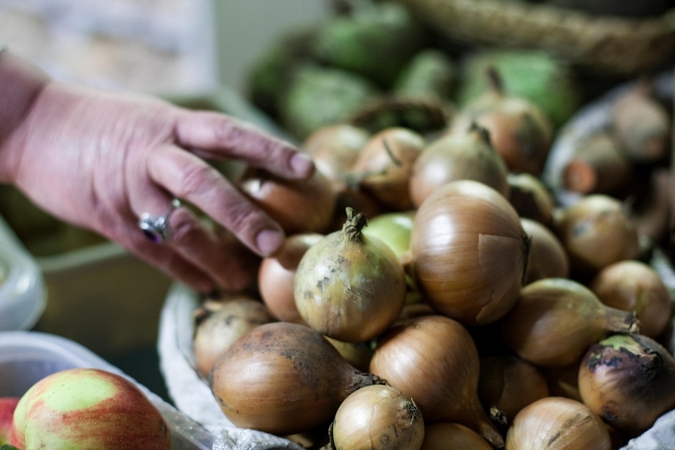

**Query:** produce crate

left=0, top=330, right=215, bottom=449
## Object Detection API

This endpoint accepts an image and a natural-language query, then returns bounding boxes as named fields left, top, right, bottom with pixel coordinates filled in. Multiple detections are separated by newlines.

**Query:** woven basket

left=398, top=0, right=675, bottom=75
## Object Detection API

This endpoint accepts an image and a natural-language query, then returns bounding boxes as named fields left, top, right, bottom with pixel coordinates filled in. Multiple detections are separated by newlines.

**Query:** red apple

left=11, top=368, right=170, bottom=449
left=0, top=398, right=19, bottom=445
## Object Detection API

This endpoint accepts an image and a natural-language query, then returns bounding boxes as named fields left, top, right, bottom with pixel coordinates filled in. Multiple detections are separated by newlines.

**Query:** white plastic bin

left=0, top=331, right=214, bottom=449
left=0, top=215, right=46, bottom=332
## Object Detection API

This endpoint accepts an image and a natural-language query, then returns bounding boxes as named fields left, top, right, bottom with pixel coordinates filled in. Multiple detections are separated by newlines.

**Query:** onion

left=505, top=397, right=611, bottom=450
left=554, top=195, right=639, bottom=275
left=410, top=180, right=528, bottom=325
left=421, top=423, right=492, bottom=450
left=561, top=133, right=632, bottom=195
left=192, top=297, right=274, bottom=378
left=578, top=333, right=675, bottom=435
left=294, top=208, right=406, bottom=342
left=501, top=278, right=640, bottom=367
left=329, top=187, right=382, bottom=233
left=542, top=363, right=583, bottom=402
left=507, top=173, right=554, bottom=227
left=478, top=355, right=549, bottom=423
left=325, top=337, right=373, bottom=373
left=450, top=68, right=553, bottom=176
left=370, top=315, right=504, bottom=449
left=521, top=218, right=570, bottom=285
left=589, top=260, right=671, bottom=339
left=351, top=127, right=425, bottom=211
left=303, top=124, right=370, bottom=188
left=612, top=81, right=670, bottom=163
left=329, top=385, right=425, bottom=450
left=258, top=233, right=323, bottom=324
left=238, top=167, right=336, bottom=235
left=361, top=211, right=415, bottom=260
left=209, top=322, right=384, bottom=435
left=409, top=123, right=509, bottom=208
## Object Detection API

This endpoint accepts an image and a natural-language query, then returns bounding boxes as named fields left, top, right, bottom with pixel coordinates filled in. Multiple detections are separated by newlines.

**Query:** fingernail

left=290, top=152, right=314, bottom=177
left=256, top=228, right=284, bottom=256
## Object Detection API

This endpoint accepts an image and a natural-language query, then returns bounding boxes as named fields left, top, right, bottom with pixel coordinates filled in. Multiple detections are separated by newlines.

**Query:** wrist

left=0, top=49, right=51, bottom=183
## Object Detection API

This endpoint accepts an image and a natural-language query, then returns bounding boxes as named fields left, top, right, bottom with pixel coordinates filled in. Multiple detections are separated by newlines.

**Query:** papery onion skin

left=303, top=124, right=370, bottom=187
left=507, top=173, right=554, bottom=227
left=351, top=127, right=425, bottom=211
left=478, top=355, right=549, bottom=423
left=589, top=260, right=671, bottom=339
left=258, top=233, right=323, bottom=324
left=521, top=218, right=570, bottom=285
left=421, top=423, right=492, bottom=450
left=410, top=180, right=527, bottom=326
left=578, top=334, right=675, bottom=435
left=554, top=195, right=639, bottom=275
left=409, top=124, right=509, bottom=208
left=370, top=315, right=504, bottom=449
left=295, top=209, right=407, bottom=342
left=193, top=297, right=275, bottom=378
left=505, top=397, right=611, bottom=450
left=239, top=168, right=336, bottom=235
left=331, top=385, right=425, bottom=450
left=501, top=278, right=640, bottom=367
left=209, top=322, right=384, bottom=436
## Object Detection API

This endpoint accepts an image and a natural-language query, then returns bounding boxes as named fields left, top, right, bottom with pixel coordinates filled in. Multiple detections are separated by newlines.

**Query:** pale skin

left=0, top=49, right=315, bottom=293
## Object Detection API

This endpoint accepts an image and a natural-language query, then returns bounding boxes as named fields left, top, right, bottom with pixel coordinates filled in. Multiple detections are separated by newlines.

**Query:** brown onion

left=542, top=362, right=583, bottom=402
left=303, top=124, right=370, bottom=188
left=192, top=297, right=274, bottom=378
left=555, top=195, right=640, bottom=275
left=450, top=68, right=553, bottom=176
left=507, top=172, right=554, bottom=227
left=562, top=132, right=632, bottom=195
left=411, top=180, right=528, bottom=325
left=210, top=322, right=384, bottom=435
left=501, top=278, right=640, bottom=367
left=505, top=397, right=611, bottom=450
left=258, top=233, right=323, bottom=324
left=579, top=333, right=675, bottom=436
left=351, top=127, right=425, bottom=210
left=409, top=123, right=509, bottom=208
left=370, top=315, right=504, bottom=449
left=421, top=423, right=492, bottom=450
left=294, top=208, right=406, bottom=342
left=590, top=260, right=671, bottom=339
left=238, top=167, right=336, bottom=235
left=478, top=355, right=549, bottom=423
left=521, top=218, right=570, bottom=285
left=330, top=385, right=425, bottom=450
left=612, top=81, right=671, bottom=163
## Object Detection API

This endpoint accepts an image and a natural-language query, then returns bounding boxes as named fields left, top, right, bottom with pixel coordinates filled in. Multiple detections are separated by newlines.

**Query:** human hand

left=0, top=75, right=314, bottom=293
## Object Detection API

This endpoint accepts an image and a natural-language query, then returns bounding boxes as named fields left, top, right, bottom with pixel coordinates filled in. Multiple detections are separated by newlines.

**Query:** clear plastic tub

left=0, top=331, right=214, bottom=450
left=0, top=215, right=46, bottom=331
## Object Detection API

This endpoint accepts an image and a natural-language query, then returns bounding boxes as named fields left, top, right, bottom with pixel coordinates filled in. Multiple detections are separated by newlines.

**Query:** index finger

left=174, top=110, right=314, bottom=179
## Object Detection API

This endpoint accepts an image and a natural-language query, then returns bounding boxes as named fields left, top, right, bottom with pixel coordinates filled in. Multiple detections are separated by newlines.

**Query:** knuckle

left=223, top=200, right=264, bottom=236
left=169, top=213, right=202, bottom=247
left=214, top=117, right=247, bottom=150
left=173, top=164, right=220, bottom=199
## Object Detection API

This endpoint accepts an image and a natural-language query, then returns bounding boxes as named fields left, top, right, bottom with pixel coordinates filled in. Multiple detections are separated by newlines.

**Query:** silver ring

left=138, top=199, right=182, bottom=244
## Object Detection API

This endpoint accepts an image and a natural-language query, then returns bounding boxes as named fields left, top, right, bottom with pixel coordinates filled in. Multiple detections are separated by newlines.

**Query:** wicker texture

left=399, top=0, right=675, bottom=75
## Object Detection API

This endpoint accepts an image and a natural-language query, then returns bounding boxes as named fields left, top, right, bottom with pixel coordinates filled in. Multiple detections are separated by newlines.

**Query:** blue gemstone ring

left=138, top=199, right=182, bottom=244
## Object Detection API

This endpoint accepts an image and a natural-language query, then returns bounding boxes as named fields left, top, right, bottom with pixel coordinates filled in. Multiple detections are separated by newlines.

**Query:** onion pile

left=192, top=79, right=675, bottom=448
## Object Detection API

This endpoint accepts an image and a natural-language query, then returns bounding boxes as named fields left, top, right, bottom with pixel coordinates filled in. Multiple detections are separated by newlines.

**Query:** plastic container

left=0, top=215, right=46, bottom=332
left=0, top=330, right=214, bottom=450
